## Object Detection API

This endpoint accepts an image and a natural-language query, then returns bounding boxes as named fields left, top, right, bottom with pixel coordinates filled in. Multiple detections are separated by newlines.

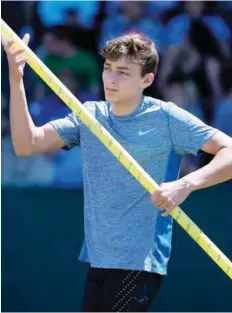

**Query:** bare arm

left=157, top=45, right=180, bottom=93
left=181, top=130, right=232, bottom=190
left=3, top=34, right=65, bottom=156
left=10, top=80, right=64, bottom=156
left=152, top=130, right=232, bottom=216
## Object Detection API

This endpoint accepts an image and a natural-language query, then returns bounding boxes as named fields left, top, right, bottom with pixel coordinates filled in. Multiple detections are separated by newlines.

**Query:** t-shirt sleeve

left=49, top=113, right=80, bottom=150
left=164, top=102, right=217, bottom=155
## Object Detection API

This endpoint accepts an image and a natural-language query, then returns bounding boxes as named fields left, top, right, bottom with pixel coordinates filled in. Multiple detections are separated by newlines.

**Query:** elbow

left=12, top=133, right=39, bottom=157
left=13, top=146, right=33, bottom=157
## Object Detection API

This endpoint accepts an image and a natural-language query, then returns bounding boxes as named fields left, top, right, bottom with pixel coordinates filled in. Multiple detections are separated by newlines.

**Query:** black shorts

left=82, top=267, right=163, bottom=312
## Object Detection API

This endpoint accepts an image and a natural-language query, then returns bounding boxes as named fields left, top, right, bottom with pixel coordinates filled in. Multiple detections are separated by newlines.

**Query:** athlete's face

left=102, top=57, right=154, bottom=104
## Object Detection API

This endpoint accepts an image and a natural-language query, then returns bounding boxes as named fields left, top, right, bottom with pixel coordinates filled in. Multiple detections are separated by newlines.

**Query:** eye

left=119, top=71, right=129, bottom=76
left=104, top=66, right=110, bottom=71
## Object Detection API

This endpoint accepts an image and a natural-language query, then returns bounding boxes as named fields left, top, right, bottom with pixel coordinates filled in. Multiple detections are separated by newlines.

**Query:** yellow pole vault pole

left=1, top=18, right=232, bottom=279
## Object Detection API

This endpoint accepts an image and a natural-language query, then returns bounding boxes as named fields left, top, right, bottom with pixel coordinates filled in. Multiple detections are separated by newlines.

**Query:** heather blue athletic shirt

left=50, top=96, right=216, bottom=274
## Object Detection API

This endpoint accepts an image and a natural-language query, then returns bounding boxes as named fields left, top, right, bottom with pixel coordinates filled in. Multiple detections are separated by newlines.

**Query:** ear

left=142, top=73, right=154, bottom=89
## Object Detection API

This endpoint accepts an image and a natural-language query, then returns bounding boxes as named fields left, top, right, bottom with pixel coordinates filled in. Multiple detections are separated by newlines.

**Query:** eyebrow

left=104, top=62, right=130, bottom=71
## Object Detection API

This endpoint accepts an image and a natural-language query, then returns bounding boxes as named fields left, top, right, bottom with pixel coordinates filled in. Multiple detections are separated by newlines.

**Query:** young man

left=3, top=33, right=232, bottom=312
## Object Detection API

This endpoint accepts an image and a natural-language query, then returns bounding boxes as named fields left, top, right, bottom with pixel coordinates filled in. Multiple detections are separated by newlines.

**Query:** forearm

left=181, top=148, right=232, bottom=191
left=10, top=79, right=38, bottom=155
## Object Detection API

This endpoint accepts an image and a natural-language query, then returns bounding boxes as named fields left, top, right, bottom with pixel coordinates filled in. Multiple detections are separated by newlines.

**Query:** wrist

left=10, top=77, right=23, bottom=86
left=180, top=177, right=196, bottom=193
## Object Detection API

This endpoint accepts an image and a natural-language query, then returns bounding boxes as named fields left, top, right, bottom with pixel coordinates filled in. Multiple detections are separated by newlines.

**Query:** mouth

left=105, top=88, right=118, bottom=92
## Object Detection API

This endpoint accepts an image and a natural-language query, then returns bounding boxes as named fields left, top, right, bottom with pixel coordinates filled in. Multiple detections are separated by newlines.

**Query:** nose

left=108, top=72, right=118, bottom=84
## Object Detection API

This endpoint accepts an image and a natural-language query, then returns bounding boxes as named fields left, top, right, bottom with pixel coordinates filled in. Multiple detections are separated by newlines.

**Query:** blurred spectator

left=214, top=67, right=232, bottom=137
left=99, top=1, right=167, bottom=54
left=2, top=89, right=54, bottom=187
left=34, top=26, right=101, bottom=101
left=214, top=94, right=232, bottom=137
left=1, top=138, right=55, bottom=186
left=165, top=79, right=204, bottom=120
left=19, top=2, right=36, bottom=46
left=158, top=1, right=231, bottom=123
left=65, top=8, right=79, bottom=26
left=164, top=79, right=204, bottom=175
left=1, top=101, right=55, bottom=187
left=30, top=68, right=101, bottom=126
left=147, top=0, right=180, bottom=23
left=1, top=1, right=26, bottom=37
left=1, top=2, right=38, bottom=101
left=218, top=1, right=232, bottom=10
left=217, top=1, right=232, bottom=30
left=104, top=1, right=180, bottom=22
left=104, top=1, right=123, bottom=17
left=166, top=2, right=231, bottom=51
left=37, top=1, right=100, bottom=30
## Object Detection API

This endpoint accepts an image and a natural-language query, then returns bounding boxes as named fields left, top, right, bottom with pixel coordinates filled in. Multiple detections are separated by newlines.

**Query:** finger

left=15, top=58, right=28, bottom=67
left=6, top=40, right=15, bottom=49
left=151, top=189, right=162, bottom=203
left=161, top=203, right=175, bottom=217
left=11, top=48, right=26, bottom=59
left=152, top=195, right=166, bottom=210
left=3, top=39, right=14, bottom=51
left=159, top=201, right=170, bottom=211
left=22, top=33, right=30, bottom=46
left=156, top=195, right=167, bottom=208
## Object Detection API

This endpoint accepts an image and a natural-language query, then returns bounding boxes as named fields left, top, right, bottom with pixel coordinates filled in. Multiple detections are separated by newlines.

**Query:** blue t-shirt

left=50, top=96, right=216, bottom=275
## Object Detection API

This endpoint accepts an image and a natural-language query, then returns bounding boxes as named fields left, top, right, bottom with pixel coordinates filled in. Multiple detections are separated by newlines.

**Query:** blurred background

left=1, top=1, right=232, bottom=312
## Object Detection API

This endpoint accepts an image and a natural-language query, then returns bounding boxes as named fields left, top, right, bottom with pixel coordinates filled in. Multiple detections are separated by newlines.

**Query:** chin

left=105, top=94, right=119, bottom=103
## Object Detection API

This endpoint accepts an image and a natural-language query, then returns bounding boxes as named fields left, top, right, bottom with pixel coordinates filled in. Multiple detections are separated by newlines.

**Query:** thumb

left=22, top=33, right=30, bottom=47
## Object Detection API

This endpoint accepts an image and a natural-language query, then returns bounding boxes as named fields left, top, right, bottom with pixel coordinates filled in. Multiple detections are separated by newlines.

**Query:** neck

left=111, top=94, right=143, bottom=116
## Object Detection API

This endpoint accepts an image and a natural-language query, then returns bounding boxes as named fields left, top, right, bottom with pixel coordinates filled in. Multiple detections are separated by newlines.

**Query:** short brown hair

left=101, top=32, right=159, bottom=77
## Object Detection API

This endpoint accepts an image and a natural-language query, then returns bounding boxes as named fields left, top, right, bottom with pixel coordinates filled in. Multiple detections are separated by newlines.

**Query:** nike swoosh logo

left=138, top=128, right=156, bottom=136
